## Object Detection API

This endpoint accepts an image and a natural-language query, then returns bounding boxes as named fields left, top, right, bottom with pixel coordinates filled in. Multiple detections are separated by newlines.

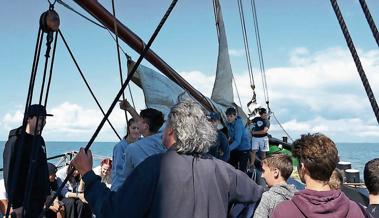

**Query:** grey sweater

left=254, top=183, right=297, bottom=218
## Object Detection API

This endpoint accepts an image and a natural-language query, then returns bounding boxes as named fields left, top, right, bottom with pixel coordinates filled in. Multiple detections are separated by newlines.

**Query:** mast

left=73, top=0, right=214, bottom=111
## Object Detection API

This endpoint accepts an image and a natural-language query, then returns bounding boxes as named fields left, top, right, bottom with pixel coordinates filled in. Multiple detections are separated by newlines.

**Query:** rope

left=237, top=0, right=255, bottom=89
left=331, top=0, right=379, bottom=125
left=250, top=0, right=270, bottom=109
left=111, top=0, right=128, bottom=123
left=5, top=27, right=44, bottom=218
left=58, top=30, right=122, bottom=140
left=56, top=0, right=132, bottom=58
left=41, top=1, right=178, bottom=215
left=58, top=0, right=135, bottom=113
left=44, top=31, right=59, bottom=106
left=39, top=32, right=54, bottom=105
left=24, top=28, right=57, bottom=216
left=359, top=0, right=379, bottom=47
left=56, top=0, right=106, bottom=29
left=232, top=76, right=243, bottom=109
left=271, top=112, right=294, bottom=142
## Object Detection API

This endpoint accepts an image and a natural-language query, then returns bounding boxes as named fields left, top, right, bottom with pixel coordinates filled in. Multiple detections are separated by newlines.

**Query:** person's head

left=293, top=133, right=338, bottom=185
left=259, top=108, right=268, bottom=119
left=67, top=165, right=80, bottom=183
left=364, top=158, right=379, bottom=195
left=138, top=108, right=164, bottom=136
left=329, top=169, right=343, bottom=190
left=225, top=107, right=237, bottom=123
left=207, top=112, right=221, bottom=128
left=125, top=118, right=140, bottom=142
left=163, top=100, right=217, bottom=154
left=261, top=154, right=293, bottom=187
left=26, top=104, right=53, bottom=135
left=47, top=162, right=57, bottom=182
left=100, top=158, right=112, bottom=177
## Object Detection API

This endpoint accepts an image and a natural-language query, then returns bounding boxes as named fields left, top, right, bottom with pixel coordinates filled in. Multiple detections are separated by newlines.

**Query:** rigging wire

left=271, top=112, right=293, bottom=142
left=250, top=0, right=270, bottom=109
left=58, top=30, right=122, bottom=140
left=358, top=0, right=379, bottom=47
left=232, top=76, right=243, bottom=110
left=237, top=0, right=255, bottom=90
left=111, top=0, right=129, bottom=123
left=57, top=0, right=136, bottom=115
left=56, top=0, right=106, bottom=29
left=56, top=0, right=132, bottom=58
left=331, top=0, right=379, bottom=125
left=42, top=1, right=179, bottom=215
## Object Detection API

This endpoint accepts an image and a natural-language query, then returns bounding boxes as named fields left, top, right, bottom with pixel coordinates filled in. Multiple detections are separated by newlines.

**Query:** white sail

left=211, top=0, right=234, bottom=106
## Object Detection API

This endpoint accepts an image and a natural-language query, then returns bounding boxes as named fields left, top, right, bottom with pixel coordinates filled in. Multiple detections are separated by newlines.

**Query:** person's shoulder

left=271, top=199, right=297, bottom=217
left=133, top=152, right=164, bottom=172
left=6, top=127, right=22, bottom=142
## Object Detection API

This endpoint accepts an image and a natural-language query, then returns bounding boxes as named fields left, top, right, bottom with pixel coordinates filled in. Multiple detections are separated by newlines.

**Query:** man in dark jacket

left=207, top=112, right=230, bottom=162
left=72, top=100, right=264, bottom=218
left=3, top=104, right=52, bottom=217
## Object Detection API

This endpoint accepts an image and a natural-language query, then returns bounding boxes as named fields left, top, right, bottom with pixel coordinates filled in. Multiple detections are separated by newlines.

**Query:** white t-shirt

left=0, top=179, right=7, bottom=200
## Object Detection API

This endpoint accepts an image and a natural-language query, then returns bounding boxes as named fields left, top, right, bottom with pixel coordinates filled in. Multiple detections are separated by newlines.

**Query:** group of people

left=2, top=101, right=379, bottom=218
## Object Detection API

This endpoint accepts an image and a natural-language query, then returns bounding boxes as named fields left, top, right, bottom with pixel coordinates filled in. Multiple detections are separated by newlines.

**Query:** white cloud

left=1, top=47, right=378, bottom=142
left=229, top=49, right=245, bottom=57
left=1, top=102, right=127, bottom=141
left=179, top=46, right=379, bottom=142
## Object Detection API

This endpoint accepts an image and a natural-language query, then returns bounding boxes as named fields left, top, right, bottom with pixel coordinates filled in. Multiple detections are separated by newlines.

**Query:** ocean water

left=0, top=141, right=378, bottom=179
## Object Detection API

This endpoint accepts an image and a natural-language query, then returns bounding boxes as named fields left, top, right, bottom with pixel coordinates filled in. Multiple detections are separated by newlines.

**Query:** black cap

left=47, top=162, right=57, bottom=175
left=259, top=108, right=267, bottom=115
left=225, top=107, right=237, bottom=115
left=27, top=104, right=53, bottom=117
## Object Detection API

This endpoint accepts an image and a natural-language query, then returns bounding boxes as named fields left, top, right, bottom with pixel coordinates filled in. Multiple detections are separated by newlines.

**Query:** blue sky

left=1, top=0, right=379, bottom=142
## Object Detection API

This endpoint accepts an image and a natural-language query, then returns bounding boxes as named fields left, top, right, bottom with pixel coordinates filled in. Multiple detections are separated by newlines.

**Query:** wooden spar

left=73, top=0, right=214, bottom=112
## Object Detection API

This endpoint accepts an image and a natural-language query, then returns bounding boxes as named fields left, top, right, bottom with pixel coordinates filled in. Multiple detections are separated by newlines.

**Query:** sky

left=0, top=0, right=379, bottom=143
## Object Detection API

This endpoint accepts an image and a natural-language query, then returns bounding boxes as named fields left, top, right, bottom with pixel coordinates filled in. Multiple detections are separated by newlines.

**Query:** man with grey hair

left=72, top=100, right=264, bottom=218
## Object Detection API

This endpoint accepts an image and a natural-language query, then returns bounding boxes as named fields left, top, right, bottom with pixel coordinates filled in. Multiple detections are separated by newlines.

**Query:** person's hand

left=71, top=148, right=93, bottom=176
left=119, top=99, right=132, bottom=111
left=49, top=202, right=60, bottom=213
left=78, top=193, right=88, bottom=204
left=11, top=207, right=23, bottom=218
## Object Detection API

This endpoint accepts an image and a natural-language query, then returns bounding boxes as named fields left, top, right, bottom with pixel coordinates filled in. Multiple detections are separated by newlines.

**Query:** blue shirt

left=111, top=139, right=129, bottom=191
left=122, top=133, right=166, bottom=178
left=227, top=116, right=251, bottom=151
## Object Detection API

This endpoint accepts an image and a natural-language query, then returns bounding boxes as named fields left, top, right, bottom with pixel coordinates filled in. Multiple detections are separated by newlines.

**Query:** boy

left=254, top=154, right=297, bottom=218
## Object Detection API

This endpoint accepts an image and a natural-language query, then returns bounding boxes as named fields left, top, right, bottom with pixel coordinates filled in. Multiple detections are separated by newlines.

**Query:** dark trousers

left=229, top=150, right=250, bottom=173
left=61, top=198, right=92, bottom=218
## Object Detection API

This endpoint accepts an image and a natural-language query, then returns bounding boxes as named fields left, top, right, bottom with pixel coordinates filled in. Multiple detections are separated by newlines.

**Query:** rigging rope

left=111, top=0, right=129, bottom=124
left=56, top=0, right=132, bottom=58
left=359, top=0, right=379, bottom=47
left=237, top=0, right=255, bottom=90
left=331, top=0, right=379, bottom=125
left=23, top=6, right=61, bottom=214
left=58, top=30, right=122, bottom=140
left=5, top=27, right=44, bottom=218
left=44, top=31, right=59, bottom=106
left=232, top=76, right=243, bottom=110
left=250, top=0, right=270, bottom=110
left=271, top=112, right=293, bottom=142
left=58, top=0, right=136, bottom=116
left=41, top=1, right=179, bottom=215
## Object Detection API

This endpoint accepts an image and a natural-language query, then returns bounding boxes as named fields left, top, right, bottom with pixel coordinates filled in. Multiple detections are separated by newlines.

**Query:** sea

left=0, top=141, right=378, bottom=180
